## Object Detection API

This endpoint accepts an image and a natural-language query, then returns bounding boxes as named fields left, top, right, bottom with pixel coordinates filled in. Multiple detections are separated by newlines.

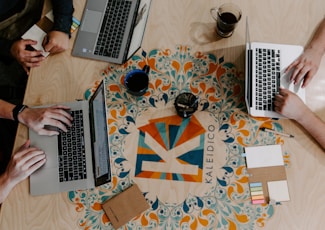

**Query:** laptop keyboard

left=255, top=48, right=281, bottom=111
left=58, top=110, right=87, bottom=182
left=94, top=0, right=132, bottom=58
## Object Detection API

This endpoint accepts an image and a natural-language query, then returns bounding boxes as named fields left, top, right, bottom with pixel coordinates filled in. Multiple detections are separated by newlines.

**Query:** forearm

left=307, top=17, right=325, bottom=55
left=51, top=0, right=74, bottom=35
left=0, top=100, right=15, bottom=120
left=296, top=109, right=325, bottom=150
left=0, top=173, right=14, bottom=204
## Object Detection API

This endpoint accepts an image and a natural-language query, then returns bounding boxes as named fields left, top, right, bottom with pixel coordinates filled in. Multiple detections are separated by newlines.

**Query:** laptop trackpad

left=81, top=10, right=102, bottom=33
left=281, top=70, right=301, bottom=93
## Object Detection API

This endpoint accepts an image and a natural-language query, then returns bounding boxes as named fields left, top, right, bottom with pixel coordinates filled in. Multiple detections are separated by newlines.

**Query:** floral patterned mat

left=68, top=46, right=289, bottom=230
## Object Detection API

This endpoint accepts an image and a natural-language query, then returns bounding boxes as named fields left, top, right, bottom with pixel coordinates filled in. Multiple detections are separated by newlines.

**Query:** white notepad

left=245, top=144, right=284, bottom=168
left=267, top=180, right=290, bottom=202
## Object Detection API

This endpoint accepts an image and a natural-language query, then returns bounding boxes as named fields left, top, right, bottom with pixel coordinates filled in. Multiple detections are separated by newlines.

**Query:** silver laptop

left=72, top=0, right=151, bottom=64
left=245, top=18, right=305, bottom=118
left=29, top=81, right=111, bottom=196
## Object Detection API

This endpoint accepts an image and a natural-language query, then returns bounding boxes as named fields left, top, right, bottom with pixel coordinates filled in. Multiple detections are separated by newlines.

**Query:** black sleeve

left=0, top=38, right=15, bottom=61
left=51, top=0, right=74, bottom=36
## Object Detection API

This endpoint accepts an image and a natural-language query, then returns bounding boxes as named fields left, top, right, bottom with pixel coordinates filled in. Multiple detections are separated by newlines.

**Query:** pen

left=260, top=127, right=294, bottom=138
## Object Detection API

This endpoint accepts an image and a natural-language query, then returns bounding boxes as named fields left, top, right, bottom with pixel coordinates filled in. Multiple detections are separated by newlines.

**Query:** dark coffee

left=124, top=65, right=150, bottom=96
left=217, top=12, right=238, bottom=33
left=124, top=69, right=149, bottom=96
left=126, top=73, right=148, bottom=91
left=220, top=12, right=238, bottom=23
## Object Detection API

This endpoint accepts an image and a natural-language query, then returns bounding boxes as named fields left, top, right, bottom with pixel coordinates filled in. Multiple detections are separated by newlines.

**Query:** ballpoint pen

left=260, top=127, right=294, bottom=138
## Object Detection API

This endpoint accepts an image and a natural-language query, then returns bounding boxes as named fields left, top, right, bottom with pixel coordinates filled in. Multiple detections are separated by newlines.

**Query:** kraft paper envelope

left=102, top=184, right=149, bottom=229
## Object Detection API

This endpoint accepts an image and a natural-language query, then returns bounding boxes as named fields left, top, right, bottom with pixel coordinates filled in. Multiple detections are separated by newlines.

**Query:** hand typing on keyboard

left=17, top=105, right=73, bottom=136
left=274, top=87, right=325, bottom=150
left=0, top=140, right=46, bottom=203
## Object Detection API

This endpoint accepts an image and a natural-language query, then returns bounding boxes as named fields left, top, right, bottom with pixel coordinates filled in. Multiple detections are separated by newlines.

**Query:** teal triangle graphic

left=155, top=122, right=169, bottom=150
left=169, top=125, right=180, bottom=149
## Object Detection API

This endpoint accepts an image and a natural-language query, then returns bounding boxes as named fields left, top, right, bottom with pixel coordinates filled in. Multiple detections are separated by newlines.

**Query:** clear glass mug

left=210, top=3, right=242, bottom=38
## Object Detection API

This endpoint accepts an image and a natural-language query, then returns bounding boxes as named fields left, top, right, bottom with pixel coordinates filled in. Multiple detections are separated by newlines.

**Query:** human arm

left=43, top=0, right=74, bottom=53
left=5, top=0, right=74, bottom=72
left=274, top=88, right=325, bottom=149
left=18, top=105, right=73, bottom=135
left=1, top=36, right=45, bottom=74
left=0, top=140, right=46, bottom=204
left=286, top=17, right=325, bottom=88
left=10, top=39, right=45, bottom=74
left=0, top=99, right=73, bottom=136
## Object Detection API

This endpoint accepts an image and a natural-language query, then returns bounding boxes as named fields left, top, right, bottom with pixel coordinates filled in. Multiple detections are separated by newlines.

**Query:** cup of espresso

left=210, top=3, right=242, bottom=38
left=124, top=65, right=150, bottom=96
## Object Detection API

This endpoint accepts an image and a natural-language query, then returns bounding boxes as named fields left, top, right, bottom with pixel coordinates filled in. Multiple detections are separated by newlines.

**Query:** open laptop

left=72, top=0, right=151, bottom=64
left=29, top=81, right=111, bottom=196
left=245, top=18, right=305, bottom=118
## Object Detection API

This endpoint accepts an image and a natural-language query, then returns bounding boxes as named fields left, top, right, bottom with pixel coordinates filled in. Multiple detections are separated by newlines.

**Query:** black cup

left=174, top=92, right=199, bottom=118
left=124, top=65, right=150, bottom=96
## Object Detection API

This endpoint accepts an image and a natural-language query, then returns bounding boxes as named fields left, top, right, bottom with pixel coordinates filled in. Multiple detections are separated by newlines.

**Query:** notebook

left=29, top=81, right=111, bottom=196
left=245, top=18, right=305, bottom=118
left=245, top=144, right=290, bottom=204
left=72, top=0, right=151, bottom=64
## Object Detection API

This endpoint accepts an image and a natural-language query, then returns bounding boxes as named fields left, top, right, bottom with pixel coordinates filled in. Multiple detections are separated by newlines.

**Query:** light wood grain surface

left=1, top=0, right=325, bottom=229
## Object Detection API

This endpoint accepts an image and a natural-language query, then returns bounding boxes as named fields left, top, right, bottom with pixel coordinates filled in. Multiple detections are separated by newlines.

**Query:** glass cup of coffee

left=210, top=3, right=242, bottom=38
left=124, top=65, right=150, bottom=96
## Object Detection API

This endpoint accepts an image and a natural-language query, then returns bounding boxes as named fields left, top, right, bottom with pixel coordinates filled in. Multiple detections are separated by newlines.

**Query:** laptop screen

left=245, top=17, right=252, bottom=109
left=127, top=0, right=151, bottom=58
left=89, top=82, right=111, bottom=186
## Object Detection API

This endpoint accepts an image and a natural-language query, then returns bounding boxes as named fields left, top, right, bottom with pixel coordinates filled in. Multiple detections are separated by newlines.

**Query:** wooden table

left=1, top=0, right=325, bottom=229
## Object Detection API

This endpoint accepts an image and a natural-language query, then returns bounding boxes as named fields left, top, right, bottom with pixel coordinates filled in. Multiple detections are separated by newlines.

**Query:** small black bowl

left=174, top=92, right=199, bottom=118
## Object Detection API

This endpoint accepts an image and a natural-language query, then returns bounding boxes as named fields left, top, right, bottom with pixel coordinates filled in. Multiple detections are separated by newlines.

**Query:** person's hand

left=274, top=88, right=308, bottom=120
left=0, top=140, right=46, bottom=203
left=43, top=31, right=69, bottom=54
left=18, top=105, right=73, bottom=136
left=5, top=140, right=46, bottom=187
left=285, top=47, right=323, bottom=88
left=10, top=39, right=46, bottom=74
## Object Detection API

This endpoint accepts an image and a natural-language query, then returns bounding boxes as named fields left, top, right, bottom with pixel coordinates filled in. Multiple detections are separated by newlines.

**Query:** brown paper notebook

left=102, top=184, right=149, bottom=229
left=245, top=144, right=290, bottom=204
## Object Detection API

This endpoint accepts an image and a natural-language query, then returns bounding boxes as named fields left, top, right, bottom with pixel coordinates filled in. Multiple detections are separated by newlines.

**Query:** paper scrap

left=267, top=180, right=290, bottom=202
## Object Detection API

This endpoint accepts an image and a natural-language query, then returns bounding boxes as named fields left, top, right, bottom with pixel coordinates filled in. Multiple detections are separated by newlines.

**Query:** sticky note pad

left=102, top=184, right=149, bottom=229
left=245, top=144, right=284, bottom=168
left=71, top=17, right=80, bottom=33
left=267, top=180, right=290, bottom=202
left=252, top=199, right=265, bottom=205
left=249, top=182, right=266, bottom=205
